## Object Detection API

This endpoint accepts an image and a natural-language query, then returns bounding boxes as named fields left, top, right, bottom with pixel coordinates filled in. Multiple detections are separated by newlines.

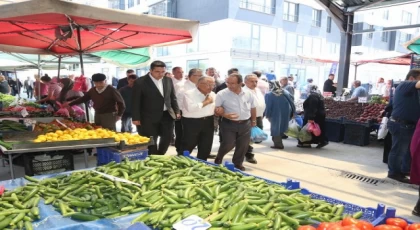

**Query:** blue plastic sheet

left=0, top=170, right=152, bottom=230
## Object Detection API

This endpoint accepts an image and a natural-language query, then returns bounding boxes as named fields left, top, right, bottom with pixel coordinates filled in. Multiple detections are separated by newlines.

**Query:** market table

left=1, top=141, right=117, bottom=179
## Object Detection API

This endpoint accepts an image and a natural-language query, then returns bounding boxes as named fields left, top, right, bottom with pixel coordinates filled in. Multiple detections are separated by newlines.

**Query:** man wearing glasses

left=181, top=76, right=216, bottom=160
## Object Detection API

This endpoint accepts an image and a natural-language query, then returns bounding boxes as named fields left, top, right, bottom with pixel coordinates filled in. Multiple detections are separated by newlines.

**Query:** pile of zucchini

left=3, top=156, right=365, bottom=230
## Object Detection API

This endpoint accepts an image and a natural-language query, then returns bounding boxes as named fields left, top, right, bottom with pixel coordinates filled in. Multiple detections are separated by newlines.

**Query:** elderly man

left=215, top=73, right=257, bottom=171
left=171, top=67, right=184, bottom=86
left=132, top=61, right=180, bottom=155
left=171, top=68, right=204, bottom=155
left=243, top=74, right=266, bottom=164
left=280, top=77, right=295, bottom=99
left=348, top=80, right=368, bottom=102
left=182, top=77, right=216, bottom=160
left=65, top=73, right=125, bottom=131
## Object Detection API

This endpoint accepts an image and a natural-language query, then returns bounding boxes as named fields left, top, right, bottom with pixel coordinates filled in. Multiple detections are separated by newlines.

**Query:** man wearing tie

left=181, top=77, right=216, bottom=160
left=132, top=61, right=180, bottom=155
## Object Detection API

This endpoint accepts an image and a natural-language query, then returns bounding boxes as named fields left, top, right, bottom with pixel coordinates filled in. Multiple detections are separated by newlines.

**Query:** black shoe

left=208, top=154, right=216, bottom=159
left=297, top=144, right=311, bottom=148
left=316, top=142, right=329, bottom=149
left=214, top=158, right=222, bottom=165
left=246, top=157, right=257, bottom=164
left=387, top=174, right=410, bottom=184
left=402, top=172, right=410, bottom=177
left=282, top=135, right=289, bottom=139
left=270, top=146, right=284, bottom=150
left=413, top=206, right=420, bottom=217
left=234, top=164, right=246, bottom=171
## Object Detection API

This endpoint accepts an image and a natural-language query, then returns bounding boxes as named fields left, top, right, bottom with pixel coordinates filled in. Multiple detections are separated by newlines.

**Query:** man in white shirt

left=173, top=68, right=203, bottom=155
left=243, top=74, right=266, bottom=164
left=181, top=77, right=216, bottom=160
left=171, top=67, right=185, bottom=86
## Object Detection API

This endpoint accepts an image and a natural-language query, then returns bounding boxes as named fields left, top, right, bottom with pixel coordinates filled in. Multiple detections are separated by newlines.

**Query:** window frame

left=383, top=9, right=389, bottom=20
left=368, top=25, right=374, bottom=39
left=381, top=31, right=389, bottom=42
left=283, top=1, right=299, bottom=22
left=326, top=16, right=332, bottom=33
left=128, top=0, right=134, bottom=8
left=402, top=11, right=412, bottom=24
left=239, top=0, right=275, bottom=14
left=311, top=9, right=322, bottom=27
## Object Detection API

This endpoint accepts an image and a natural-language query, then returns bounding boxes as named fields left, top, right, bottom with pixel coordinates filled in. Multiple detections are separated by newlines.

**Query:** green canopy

left=404, top=36, right=420, bottom=54
left=92, top=48, right=151, bottom=68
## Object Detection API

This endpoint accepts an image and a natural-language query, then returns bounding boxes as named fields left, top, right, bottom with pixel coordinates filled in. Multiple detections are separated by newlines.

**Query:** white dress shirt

left=175, top=80, right=196, bottom=111
left=182, top=88, right=216, bottom=118
left=244, top=86, right=266, bottom=117
left=171, top=77, right=184, bottom=88
left=149, top=74, right=166, bottom=111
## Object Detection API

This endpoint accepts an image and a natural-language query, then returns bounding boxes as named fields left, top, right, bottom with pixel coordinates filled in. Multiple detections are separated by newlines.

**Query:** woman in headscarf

left=58, top=78, right=85, bottom=112
left=298, top=84, right=328, bottom=148
left=265, top=80, right=296, bottom=149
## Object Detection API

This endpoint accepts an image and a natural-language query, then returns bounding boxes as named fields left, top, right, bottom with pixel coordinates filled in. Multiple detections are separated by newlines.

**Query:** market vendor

left=64, top=73, right=126, bottom=131
left=347, top=80, right=368, bottom=102
left=36, top=75, right=61, bottom=107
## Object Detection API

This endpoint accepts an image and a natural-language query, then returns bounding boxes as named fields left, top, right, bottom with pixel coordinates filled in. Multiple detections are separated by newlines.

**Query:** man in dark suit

left=132, top=61, right=180, bottom=155
left=117, top=69, right=135, bottom=90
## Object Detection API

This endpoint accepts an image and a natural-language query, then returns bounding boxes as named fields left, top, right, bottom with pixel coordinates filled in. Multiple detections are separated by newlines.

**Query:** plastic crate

left=371, top=207, right=414, bottom=226
left=343, top=120, right=372, bottom=146
left=183, top=151, right=385, bottom=223
left=325, top=117, right=345, bottom=142
left=97, top=147, right=148, bottom=165
left=23, top=151, right=74, bottom=176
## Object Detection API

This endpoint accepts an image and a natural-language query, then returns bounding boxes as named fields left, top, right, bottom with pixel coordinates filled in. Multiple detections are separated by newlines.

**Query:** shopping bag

left=377, top=117, right=389, bottom=140
left=298, top=124, right=313, bottom=143
left=285, top=119, right=301, bottom=138
left=71, top=105, right=86, bottom=119
left=295, top=115, right=303, bottom=127
left=73, top=75, right=88, bottom=92
left=55, top=102, right=70, bottom=118
left=308, top=122, right=321, bottom=137
left=250, top=127, right=268, bottom=143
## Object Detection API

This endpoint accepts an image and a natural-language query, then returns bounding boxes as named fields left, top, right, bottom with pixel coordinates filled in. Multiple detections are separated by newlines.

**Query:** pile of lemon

left=33, top=128, right=150, bottom=145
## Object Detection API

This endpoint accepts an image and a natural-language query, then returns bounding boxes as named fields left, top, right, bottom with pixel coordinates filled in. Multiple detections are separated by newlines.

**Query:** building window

left=296, top=35, right=303, bottom=55
left=231, top=59, right=274, bottom=75
left=239, top=0, right=275, bottom=14
left=260, top=26, right=277, bottom=52
left=368, top=25, right=374, bottom=39
left=285, top=33, right=297, bottom=55
left=128, top=0, right=134, bottom=8
left=399, top=32, right=412, bottom=43
left=283, top=2, right=299, bottom=22
left=402, top=11, right=412, bottom=24
left=187, top=59, right=209, bottom=70
left=381, top=31, right=389, bottom=42
left=251, top=24, right=260, bottom=51
left=277, top=29, right=286, bottom=54
left=383, top=9, right=389, bottom=20
left=165, top=62, right=173, bottom=71
left=326, top=17, right=332, bottom=33
left=109, top=0, right=124, bottom=10
left=150, top=1, right=171, bottom=17
left=156, top=47, right=169, bottom=56
left=232, top=22, right=252, bottom=50
left=311, top=9, right=321, bottom=27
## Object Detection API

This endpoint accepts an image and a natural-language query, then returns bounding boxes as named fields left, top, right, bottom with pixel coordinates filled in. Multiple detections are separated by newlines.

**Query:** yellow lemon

left=55, top=130, right=63, bottom=135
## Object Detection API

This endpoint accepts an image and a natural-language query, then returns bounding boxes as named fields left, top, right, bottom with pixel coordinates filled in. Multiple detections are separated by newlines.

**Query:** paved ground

left=1, top=120, right=418, bottom=222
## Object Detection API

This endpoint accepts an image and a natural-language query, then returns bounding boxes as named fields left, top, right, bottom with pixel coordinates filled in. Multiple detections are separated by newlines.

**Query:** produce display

left=0, top=93, right=15, bottom=108
left=369, top=95, right=387, bottom=105
left=33, top=128, right=150, bottom=144
left=354, top=103, right=386, bottom=123
left=0, top=156, right=366, bottom=230
left=325, top=99, right=366, bottom=120
left=313, top=217, right=418, bottom=230
left=34, top=120, right=98, bottom=133
left=0, top=120, right=28, bottom=132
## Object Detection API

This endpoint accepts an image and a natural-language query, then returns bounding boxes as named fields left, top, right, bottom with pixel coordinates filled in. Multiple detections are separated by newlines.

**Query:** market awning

left=404, top=35, right=420, bottom=54
left=0, top=52, right=100, bottom=65
left=298, top=53, right=411, bottom=66
left=0, top=0, right=199, bottom=55
left=91, top=48, right=151, bottom=68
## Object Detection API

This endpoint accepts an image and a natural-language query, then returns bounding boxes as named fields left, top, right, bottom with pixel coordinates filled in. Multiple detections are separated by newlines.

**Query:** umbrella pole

left=76, top=27, right=85, bottom=76
left=354, top=64, right=358, bottom=81
left=14, top=68, right=20, bottom=100
left=37, top=54, right=41, bottom=101
left=57, top=56, right=62, bottom=79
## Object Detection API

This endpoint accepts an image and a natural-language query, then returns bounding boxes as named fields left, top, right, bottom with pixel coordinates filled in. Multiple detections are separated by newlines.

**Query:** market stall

left=0, top=153, right=392, bottom=230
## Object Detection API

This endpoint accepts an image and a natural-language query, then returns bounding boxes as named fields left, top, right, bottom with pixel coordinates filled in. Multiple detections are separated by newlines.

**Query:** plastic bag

left=71, top=105, right=86, bottom=119
left=285, top=119, right=301, bottom=138
left=295, top=116, right=303, bottom=127
left=55, top=102, right=70, bottom=118
left=250, top=127, right=268, bottom=143
left=298, top=124, right=313, bottom=143
left=73, top=75, right=88, bottom=92
left=378, top=117, right=389, bottom=140
left=308, top=122, right=321, bottom=137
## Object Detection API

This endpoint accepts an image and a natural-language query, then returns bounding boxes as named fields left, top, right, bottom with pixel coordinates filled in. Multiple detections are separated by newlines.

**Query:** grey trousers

left=95, top=112, right=116, bottom=131
left=272, top=135, right=284, bottom=148
left=216, top=119, right=251, bottom=165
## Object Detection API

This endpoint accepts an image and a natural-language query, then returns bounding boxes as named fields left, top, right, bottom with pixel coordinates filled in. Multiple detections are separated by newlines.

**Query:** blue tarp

left=0, top=170, right=151, bottom=230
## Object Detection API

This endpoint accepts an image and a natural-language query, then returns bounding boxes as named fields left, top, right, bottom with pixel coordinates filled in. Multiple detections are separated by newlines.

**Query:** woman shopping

left=297, top=85, right=328, bottom=148
left=58, top=78, right=85, bottom=113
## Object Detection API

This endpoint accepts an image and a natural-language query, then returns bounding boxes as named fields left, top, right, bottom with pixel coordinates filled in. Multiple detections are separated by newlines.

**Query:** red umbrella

left=0, top=0, right=199, bottom=73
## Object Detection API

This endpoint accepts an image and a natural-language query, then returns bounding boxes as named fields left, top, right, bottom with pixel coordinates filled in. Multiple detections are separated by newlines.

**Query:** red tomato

left=328, top=225, right=345, bottom=230
left=356, top=221, right=374, bottom=230
left=407, top=224, right=420, bottom=230
left=374, top=224, right=403, bottom=230
left=386, top=219, right=408, bottom=229
left=299, top=226, right=317, bottom=230
left=319, top=222, right=337, bottom=230
left=343, top=218, right=359, bottom=226
left=342, top=226, right=362, bottom=230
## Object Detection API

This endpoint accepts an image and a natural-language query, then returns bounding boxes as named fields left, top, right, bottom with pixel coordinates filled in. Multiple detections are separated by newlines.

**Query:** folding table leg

left=83, top=149, right=89, bottom=168
left=8, top=154, right=14, bottom=179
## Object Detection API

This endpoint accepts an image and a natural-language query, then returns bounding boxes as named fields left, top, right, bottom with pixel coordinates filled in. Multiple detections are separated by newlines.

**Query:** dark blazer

left=117, top=77, right=128, bottom=90
left=132, top=73, right=180, bottom=124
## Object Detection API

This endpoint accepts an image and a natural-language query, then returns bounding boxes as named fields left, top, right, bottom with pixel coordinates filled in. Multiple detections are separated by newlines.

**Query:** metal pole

left=336, top=14, right=354, bottom=96
left=76, top=27, right=84, bottom=76
left=37, top=55, right=41, bottom=100
left=14, top=68, right=20, bottom=100
left=57, top=56, right=62, bottom=79
left=354, top=64, right=358, bottom=81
